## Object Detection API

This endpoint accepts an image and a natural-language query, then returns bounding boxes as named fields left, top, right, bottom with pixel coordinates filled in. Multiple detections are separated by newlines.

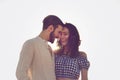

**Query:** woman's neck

left=63, top=46, right=69, bottom=54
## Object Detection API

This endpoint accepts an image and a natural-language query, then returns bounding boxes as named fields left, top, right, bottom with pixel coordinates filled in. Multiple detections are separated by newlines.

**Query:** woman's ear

left=47, top=25, right=54, bottom=32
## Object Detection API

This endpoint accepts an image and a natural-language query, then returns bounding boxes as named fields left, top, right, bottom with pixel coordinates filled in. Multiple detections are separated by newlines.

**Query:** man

left=16, top=15, right=64, bottom=80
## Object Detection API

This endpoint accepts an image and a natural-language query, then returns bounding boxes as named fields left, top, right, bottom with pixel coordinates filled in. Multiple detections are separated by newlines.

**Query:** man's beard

left=49, top=31, right=55, bottom=43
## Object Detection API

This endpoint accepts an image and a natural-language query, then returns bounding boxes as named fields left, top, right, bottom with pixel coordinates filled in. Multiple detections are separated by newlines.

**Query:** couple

left=16, top=15, right=90, bottom=80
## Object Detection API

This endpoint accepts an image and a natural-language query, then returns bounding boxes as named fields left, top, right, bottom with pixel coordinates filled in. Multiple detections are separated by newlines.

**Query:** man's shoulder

left=23, top=37, right=37, bottom=45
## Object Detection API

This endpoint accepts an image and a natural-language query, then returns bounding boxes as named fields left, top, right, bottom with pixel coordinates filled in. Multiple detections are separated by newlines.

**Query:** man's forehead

left=57, top=25, right=63, bottom=30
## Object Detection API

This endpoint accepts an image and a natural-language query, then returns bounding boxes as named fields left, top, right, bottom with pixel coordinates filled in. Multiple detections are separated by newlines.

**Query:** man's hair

left=42, top=15, right=64, bottom=30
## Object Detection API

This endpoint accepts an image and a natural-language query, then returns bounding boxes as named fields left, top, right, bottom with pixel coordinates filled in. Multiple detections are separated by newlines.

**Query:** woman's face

left=60, top=27, right=70, bottom=46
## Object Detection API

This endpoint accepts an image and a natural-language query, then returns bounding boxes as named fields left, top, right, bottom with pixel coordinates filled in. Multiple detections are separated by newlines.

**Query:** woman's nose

left=60, top=35, right=65, bottom=40
left=58, top=34, right=62, bottom=39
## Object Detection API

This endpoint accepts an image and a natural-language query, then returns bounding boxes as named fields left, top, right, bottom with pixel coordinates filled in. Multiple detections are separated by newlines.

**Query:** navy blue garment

left=55, top=54, right=90, bottom=79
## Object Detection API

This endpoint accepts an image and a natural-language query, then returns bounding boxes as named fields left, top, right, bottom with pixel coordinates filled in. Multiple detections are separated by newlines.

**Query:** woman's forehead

left=62, top=27, right=69, bottom=33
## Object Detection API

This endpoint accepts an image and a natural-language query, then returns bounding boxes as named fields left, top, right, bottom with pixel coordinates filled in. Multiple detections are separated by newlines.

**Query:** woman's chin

left=61, top=42, right=67, bottom=46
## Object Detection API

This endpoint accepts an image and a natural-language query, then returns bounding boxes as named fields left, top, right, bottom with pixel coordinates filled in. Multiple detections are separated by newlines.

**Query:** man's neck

left=39, top=30, right=49, bottom=41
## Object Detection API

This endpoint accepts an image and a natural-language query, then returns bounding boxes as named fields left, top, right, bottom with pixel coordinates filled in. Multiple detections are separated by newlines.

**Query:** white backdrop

left=0, top=0, right=120, bottom=80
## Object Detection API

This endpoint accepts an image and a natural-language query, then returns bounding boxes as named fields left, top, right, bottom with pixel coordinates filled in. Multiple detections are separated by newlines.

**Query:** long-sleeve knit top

left=16, top=36, right=56, bottom=80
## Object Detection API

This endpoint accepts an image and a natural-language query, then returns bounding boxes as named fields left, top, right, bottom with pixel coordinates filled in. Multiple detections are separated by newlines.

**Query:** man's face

left=49, top=25, right=63, bottom=43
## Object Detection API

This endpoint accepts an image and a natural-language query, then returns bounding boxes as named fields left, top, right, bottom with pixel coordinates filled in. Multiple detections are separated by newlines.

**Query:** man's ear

left=47, top=25, right=54, bottom=32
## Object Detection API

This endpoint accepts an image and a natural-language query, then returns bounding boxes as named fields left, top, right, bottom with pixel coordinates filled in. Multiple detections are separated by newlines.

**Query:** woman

left=55, top=23, right=90, bottom=80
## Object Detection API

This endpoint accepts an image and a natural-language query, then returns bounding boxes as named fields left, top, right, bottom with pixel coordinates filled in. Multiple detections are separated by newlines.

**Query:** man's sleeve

left=16, top=40, right=34, bottom=80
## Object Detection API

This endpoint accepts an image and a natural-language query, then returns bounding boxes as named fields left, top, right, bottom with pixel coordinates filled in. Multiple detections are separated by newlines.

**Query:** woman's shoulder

left=78, top=51, right=87, bottom=58
left=77, top=51, right=90, bottom=69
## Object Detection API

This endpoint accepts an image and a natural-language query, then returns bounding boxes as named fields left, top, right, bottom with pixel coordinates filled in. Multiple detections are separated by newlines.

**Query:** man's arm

left=16, top=40, right=34, bottom=80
